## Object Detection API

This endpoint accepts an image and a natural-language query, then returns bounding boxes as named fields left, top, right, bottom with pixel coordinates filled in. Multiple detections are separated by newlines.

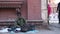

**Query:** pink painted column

left=27, top=0, right=42, bottom=20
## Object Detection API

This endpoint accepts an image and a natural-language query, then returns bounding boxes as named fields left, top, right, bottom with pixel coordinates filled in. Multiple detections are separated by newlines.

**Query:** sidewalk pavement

left=49, top=23, right=60, bottom=28
left=0, top=23, right=60, bottom=34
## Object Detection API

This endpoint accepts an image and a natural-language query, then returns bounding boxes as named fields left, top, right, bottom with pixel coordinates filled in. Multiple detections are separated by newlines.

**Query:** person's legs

left=58, top=11, right=60, bottom=24
left=59, top=17, right=60, bottom=24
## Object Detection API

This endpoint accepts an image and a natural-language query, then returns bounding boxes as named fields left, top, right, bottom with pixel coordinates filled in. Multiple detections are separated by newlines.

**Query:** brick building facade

left=0, top=0, right=48, bottom=26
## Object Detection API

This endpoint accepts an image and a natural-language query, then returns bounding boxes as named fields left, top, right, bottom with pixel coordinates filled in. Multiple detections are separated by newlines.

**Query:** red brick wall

left=0, top=0, right=42, bottom=26
left=0, top=0, right=41, bottom=20
left=21, top=0, right=27, bottom=19
left=0, top=8, right=17, bottom=20
left=27, top=0, right=41, bottom=20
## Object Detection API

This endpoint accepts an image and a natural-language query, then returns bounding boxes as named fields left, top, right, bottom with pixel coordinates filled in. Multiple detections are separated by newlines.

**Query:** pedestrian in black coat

left=57, top=2, right=60, bottom=24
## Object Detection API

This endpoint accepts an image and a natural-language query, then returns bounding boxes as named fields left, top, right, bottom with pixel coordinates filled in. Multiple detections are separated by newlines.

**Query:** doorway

left=48, top=0, right=59, bottom=24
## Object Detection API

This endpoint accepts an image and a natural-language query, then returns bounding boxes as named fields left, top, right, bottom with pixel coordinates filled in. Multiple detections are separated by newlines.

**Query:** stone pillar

left=41, top=0, right=48, bottom=24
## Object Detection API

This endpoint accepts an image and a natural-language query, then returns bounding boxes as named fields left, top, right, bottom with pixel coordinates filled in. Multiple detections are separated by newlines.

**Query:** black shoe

left=59, top=23, right=60, bottom=24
